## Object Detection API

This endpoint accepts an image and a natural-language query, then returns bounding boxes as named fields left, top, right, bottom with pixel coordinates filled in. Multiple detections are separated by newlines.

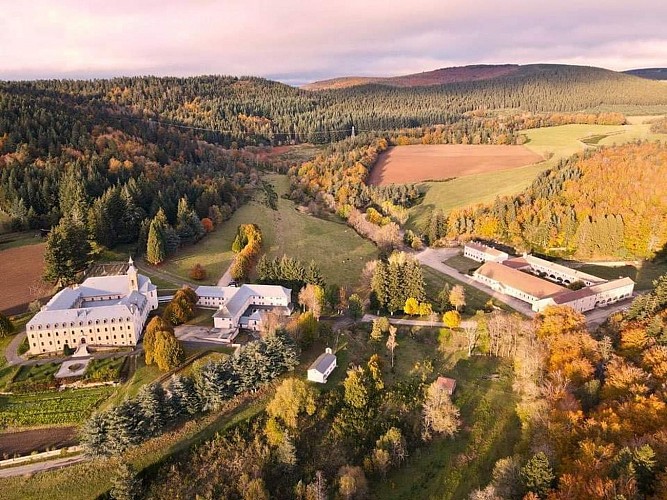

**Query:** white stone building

left=195, top=284, right=292, bottom=332
left=307, top=348, right=337, bottom=384
left=26, top=258, right=158, bottom=355
left=473, top=258, right=635, bottom=313
left=463, top=242, right=509, bottom=263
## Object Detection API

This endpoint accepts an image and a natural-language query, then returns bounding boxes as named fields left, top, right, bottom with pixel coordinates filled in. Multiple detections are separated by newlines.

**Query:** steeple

left=127, top=255, right=138, bottom=291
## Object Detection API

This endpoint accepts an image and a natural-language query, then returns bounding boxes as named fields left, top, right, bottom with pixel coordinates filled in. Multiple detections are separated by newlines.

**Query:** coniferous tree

left=146, top=218, right=167, bottom=265
left=43, top=215, right=91, bottom=286
left=0, top=313, right=14, bottom=337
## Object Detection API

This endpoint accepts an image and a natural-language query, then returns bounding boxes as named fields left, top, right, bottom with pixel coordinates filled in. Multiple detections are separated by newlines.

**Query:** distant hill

left=624, top=68, right=667, bottom=80
left=302, top=64, right=521, bottom=90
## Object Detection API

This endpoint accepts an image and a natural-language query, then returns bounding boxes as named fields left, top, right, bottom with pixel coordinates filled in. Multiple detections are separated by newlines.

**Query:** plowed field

left=0, top=243, right=49, bottom=314
left=368, top=144, right=543, bottom=185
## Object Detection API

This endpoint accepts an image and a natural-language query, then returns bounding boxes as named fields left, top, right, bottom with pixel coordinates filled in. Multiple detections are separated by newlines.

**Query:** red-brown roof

left=503, top=257, right=529, bottom=269
left=475, top=262, right=567, bottom=299
left=436, top=376, right=457, bottom=393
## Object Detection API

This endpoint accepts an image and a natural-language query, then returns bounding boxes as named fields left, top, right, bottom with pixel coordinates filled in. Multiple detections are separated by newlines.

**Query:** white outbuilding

left=307, top=348, right=337, bottom=384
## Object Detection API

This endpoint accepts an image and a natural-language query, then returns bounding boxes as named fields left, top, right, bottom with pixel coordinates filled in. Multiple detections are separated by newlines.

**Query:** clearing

left=0, top=243, right=51, bottom=315
left=368, top=144, right=543, bottom=186
left=162, top=174, right=377, bottom=289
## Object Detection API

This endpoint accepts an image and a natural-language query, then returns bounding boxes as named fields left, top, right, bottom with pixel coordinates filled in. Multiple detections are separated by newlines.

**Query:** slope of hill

left=302, top=64, right=520, bottom=90
left=624, top=68, right=667, bottom=80
left=445, top=142, right=667, bottom=259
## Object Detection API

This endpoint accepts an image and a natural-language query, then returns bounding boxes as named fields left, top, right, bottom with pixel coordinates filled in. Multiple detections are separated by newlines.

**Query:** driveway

left=217, top=257, right=235, bottom=286
left=415, top=248, right=536, bottom=317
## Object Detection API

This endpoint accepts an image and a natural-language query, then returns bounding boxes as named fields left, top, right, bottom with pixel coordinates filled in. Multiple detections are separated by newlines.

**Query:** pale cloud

left=1, top=0, right=665, bottom=83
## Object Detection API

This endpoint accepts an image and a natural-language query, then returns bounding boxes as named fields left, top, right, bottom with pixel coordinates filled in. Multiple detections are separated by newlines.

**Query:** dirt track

left=368, top=144, right=543, bottom=185
left=0, top=243, right=50, bottom=314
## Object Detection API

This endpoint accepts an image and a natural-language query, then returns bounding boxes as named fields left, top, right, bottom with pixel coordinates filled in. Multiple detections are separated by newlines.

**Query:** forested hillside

left=473, top=275, right=667, bottom=498
left=0, top=80, right=259, bottom=268
left=2, top=64, right=666, bottom=149
left=443, top=142, right=667, bottom=258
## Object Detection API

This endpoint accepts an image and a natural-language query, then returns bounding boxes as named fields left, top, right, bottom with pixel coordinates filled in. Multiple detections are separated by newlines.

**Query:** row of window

left=31, top=324, right=133, bottom=339
left=30, top=316, right=134, bottom=330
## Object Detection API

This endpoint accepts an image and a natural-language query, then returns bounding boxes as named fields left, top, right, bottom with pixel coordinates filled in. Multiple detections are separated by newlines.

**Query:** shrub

left=189, top=263, right=207, bottom=281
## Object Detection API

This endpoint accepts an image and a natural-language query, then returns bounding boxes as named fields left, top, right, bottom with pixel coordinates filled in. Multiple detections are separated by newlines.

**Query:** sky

left=2, top=0, right=666, bottom=85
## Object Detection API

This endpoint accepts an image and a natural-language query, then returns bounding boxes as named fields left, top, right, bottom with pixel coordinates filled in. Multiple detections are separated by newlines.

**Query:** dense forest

left=471, top=275, right=667, bottom=499
left=2, top=65, right=666, bottom=150
left=440, top=142, right=667, bottom=259
left=2, top=64, right=666, bottom=256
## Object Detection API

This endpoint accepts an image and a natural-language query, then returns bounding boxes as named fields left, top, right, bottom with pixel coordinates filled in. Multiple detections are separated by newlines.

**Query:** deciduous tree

left=422, top=380, right=461, bottom=440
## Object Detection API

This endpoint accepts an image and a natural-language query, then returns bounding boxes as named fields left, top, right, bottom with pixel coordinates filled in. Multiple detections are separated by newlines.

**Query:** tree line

left=81, top=329, right=299, bottom=457
left=433, top=142, right=667, bottom=259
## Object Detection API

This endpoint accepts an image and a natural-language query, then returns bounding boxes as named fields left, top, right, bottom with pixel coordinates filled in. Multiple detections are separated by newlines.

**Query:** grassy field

left=407, top=122, right=667, bottom=230
left=162, top=174, right=377, bottom=289
left=576, top=259, right=667, bottom=291
left=444, top=253, right=481, bottom=274
left=422, top=266, right=508, bottom=315
left=373, top=356, right=520, bottom=499
left=0, top=231, right=45, bottom=251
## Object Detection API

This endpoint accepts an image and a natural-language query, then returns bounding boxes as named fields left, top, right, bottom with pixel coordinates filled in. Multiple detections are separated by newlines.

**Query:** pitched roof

left=475, top=262, right=567, bottom=299
left=549, top=287, right=595, bottom=304
left=28, top=271, right=153, bottom=328
left=523, top=255, right=606, bottom=284
left=309, top=351, right=336, bottom=374
left=199, top=284, right=292, bottom=319
left=436, top=376, right=457, bottom=392
left=502, top=257, right=529, bottom=269
left=589, top=277, right=635, bottom=293
left=466, top=242, right=508, bottom=258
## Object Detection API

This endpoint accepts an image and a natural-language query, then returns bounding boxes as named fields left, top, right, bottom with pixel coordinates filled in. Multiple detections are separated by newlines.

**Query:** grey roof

left=308, top=352, right=336, bottom=374
left=27, top=272, right=153, bottom=329
left=200, top=284, right=291, bottom=319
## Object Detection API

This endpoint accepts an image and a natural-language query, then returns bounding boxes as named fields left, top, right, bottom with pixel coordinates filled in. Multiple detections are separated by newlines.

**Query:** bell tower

left=127, top=256, right=139, bottom=292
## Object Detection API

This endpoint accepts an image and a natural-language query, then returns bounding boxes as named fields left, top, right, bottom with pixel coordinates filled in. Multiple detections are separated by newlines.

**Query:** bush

left=17, top=337, right=30, bottom=355
left=189, top=263, right=207, bottom=281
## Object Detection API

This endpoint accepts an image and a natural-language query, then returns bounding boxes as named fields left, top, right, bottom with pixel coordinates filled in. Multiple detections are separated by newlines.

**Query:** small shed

left=307, top=348, right=337, bottom=384
left=436, top=376, right=457, bottom=395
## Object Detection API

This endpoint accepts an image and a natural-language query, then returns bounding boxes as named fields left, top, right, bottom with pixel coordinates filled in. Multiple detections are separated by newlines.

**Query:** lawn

left=422, top=266, right=507, bottom=315
left=444, top=253, right=481, bottom=274
left=0, top=386, right=114, bottom=428
left=84, top=357, right=125, bottom=382
left=576, top=259, right=667, bottom=291
left=162, top=174, right=377, bottom=289
left=100, top=356, right=162, bottom=409
left=373, top=356, right=520, bottom=500
left=12, top=362, right=58, bottom=384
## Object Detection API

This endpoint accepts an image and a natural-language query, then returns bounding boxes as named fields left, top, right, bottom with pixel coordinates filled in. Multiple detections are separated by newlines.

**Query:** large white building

left=195, top=284, right=292, bottom=332
left=26, top=258, right=158, bottom=355
left=463, top=242, right=509, bottom=263
left=472, top=254, right=635, bottom=313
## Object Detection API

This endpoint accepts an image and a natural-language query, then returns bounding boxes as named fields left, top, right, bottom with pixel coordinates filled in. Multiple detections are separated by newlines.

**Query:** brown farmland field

left=0, top=243, right=50, bottom=314
left=368, top=144, right=544, bottom=186
left=0, top=426, right=78, bottom=456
